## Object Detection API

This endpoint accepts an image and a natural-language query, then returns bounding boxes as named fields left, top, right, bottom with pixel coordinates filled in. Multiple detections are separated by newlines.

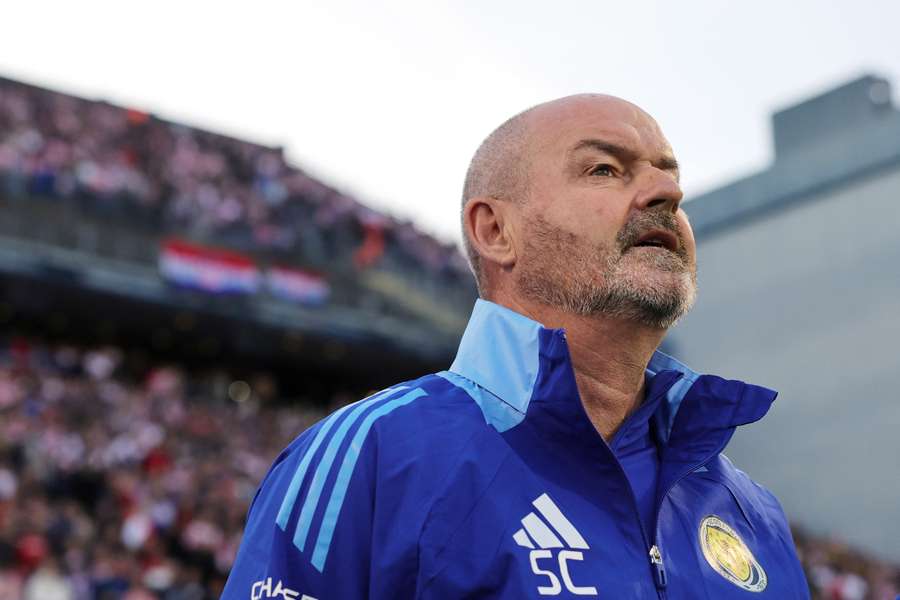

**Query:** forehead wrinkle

left=568, top=137, right=680, bottom=179
left=568, top=139, right=640, bottom=162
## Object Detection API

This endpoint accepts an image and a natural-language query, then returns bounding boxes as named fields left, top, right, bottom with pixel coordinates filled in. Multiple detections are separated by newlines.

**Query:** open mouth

left=631, top=229, right=679, bottom=252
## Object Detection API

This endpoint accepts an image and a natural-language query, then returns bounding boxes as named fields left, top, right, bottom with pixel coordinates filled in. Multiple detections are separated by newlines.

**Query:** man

left=222, top=95, right=810, bottom=599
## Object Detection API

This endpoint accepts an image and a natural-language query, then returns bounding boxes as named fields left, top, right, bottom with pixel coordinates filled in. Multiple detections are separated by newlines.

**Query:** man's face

left=514, top=96, right=697, bottom=329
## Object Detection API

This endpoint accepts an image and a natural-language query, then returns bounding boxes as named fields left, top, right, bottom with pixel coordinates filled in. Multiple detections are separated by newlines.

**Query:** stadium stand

left=0, top=75, right=475, bottom=347
left=0, top=76, right=468, bottom=285
left=0, top=75, right=476, bottom=381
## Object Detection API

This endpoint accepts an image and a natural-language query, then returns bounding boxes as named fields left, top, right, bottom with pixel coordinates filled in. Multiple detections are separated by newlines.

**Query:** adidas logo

left=513, top=493, right=598, bottom=596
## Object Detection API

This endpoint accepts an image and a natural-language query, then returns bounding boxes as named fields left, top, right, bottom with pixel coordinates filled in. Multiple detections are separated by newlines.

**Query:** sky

left=1, top=0, right=898, bottom=245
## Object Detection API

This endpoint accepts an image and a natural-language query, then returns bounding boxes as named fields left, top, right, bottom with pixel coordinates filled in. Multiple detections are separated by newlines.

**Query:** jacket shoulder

left=254, top=372, right=490, bottom=539
left=366, top=372, right=500, bottom=449
left=271, top=372, right=483, bottom=475
left=714, top=454, right=795, bottom=537
left=224, top=374, right=486, bottom=597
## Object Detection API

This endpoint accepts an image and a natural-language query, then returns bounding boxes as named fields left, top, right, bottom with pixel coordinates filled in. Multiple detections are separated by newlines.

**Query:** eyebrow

left=570, top=138, right=680, bottom=177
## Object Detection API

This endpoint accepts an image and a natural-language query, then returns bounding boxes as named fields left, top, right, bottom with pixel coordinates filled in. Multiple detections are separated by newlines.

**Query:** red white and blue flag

left=159, top=238, right=260, bottom=295
left=265, top=265, right=330, bottom=305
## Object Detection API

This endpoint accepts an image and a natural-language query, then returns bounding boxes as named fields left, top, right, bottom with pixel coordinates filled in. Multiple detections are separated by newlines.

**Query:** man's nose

left=634, top=167, right=683, bottom=213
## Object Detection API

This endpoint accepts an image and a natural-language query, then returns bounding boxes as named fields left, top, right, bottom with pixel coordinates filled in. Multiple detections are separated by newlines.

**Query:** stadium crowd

left=0, top=337, right=342, bottom=600
left=0, top=77, right=469, bottom=287
left=0, top=336, right=897, bottom=600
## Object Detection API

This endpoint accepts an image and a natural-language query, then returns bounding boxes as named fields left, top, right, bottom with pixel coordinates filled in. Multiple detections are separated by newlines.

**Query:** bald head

left=461, top=94, right=668, bottom=294
left=463, top=94, right=656, bottom=200
left=462, top=111, right=532, bottom=206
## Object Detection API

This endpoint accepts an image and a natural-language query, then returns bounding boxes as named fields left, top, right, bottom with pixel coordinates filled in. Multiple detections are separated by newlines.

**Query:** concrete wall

left=669, top=165, right=900, bottom=560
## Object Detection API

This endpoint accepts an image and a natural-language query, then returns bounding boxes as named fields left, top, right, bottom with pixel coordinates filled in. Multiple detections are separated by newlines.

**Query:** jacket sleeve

left=221, top=386, right=425, bottom=600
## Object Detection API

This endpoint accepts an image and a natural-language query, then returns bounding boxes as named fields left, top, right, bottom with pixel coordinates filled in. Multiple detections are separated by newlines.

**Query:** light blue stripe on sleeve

left=310, top=387, right=428, bottom=572
left=276, top=404, right=353, bottom=531
left=274, top=386, right=406, bottom=533
left=293, top=386, right=408, bottom=553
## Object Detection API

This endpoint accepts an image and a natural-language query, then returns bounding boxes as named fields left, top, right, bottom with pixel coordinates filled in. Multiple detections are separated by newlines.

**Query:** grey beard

left=515, top=215, right=697, bottom=329
left=570, top=271, right=696, bottom=329
left=517, top=259, right=695, bottom=329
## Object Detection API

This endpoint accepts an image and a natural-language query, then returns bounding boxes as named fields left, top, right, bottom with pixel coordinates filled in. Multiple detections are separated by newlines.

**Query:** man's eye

left=589, top=164, right=616, bottom=177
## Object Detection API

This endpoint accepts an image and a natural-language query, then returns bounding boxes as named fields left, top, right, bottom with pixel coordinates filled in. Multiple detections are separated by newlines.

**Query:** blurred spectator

left=792, top=527, right=900, bottom=599
left=0, top=336, right=333, bottom=599
left=23, top=556, right=72, bottom=600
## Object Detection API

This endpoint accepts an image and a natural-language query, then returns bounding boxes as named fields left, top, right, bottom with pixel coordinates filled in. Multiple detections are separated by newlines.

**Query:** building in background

left=672, top=74, right=900, bottom=561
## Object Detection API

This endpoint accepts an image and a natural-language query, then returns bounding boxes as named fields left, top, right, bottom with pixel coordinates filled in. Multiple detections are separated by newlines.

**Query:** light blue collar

left=448, top=299, right=701, bottom=435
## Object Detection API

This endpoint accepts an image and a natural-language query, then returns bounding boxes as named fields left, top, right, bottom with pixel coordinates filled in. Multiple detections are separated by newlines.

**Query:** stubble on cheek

left=514, top=215, right=617, bottom=310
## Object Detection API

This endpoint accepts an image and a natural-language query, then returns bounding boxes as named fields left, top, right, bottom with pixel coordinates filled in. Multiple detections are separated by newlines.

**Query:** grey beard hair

left=515, top=213, right=697, bottom=329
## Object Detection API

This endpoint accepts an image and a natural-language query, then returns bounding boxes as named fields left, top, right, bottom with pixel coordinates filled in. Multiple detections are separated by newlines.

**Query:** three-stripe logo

left=275, top=385, right=428, bottom=573
left=513, top=493, right=598, bottom=596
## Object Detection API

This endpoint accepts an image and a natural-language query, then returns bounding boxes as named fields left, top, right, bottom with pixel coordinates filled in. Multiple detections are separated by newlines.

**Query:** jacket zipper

left=649, top=545, right=667, bottom=589
left=591, top=370, right=684, bottom=599
left=650, top=441, right=733, bottom=600
left=605, top=440, right=668, bottom=599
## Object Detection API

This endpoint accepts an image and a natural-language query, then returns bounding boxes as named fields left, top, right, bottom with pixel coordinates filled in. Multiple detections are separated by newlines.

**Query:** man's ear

left=463, top=197, right=518, bottom=271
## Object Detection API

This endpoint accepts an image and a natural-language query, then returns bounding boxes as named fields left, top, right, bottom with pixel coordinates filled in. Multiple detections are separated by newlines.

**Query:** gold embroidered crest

left=699, top=515, right=767, bottom=592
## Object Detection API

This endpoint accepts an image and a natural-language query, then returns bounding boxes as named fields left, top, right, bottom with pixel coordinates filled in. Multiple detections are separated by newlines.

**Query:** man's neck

left=500, top=296, right=665, bottom=441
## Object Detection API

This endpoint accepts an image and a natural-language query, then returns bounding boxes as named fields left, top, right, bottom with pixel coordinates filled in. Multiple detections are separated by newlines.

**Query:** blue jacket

left=223, top=300, right=810, bottom=599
